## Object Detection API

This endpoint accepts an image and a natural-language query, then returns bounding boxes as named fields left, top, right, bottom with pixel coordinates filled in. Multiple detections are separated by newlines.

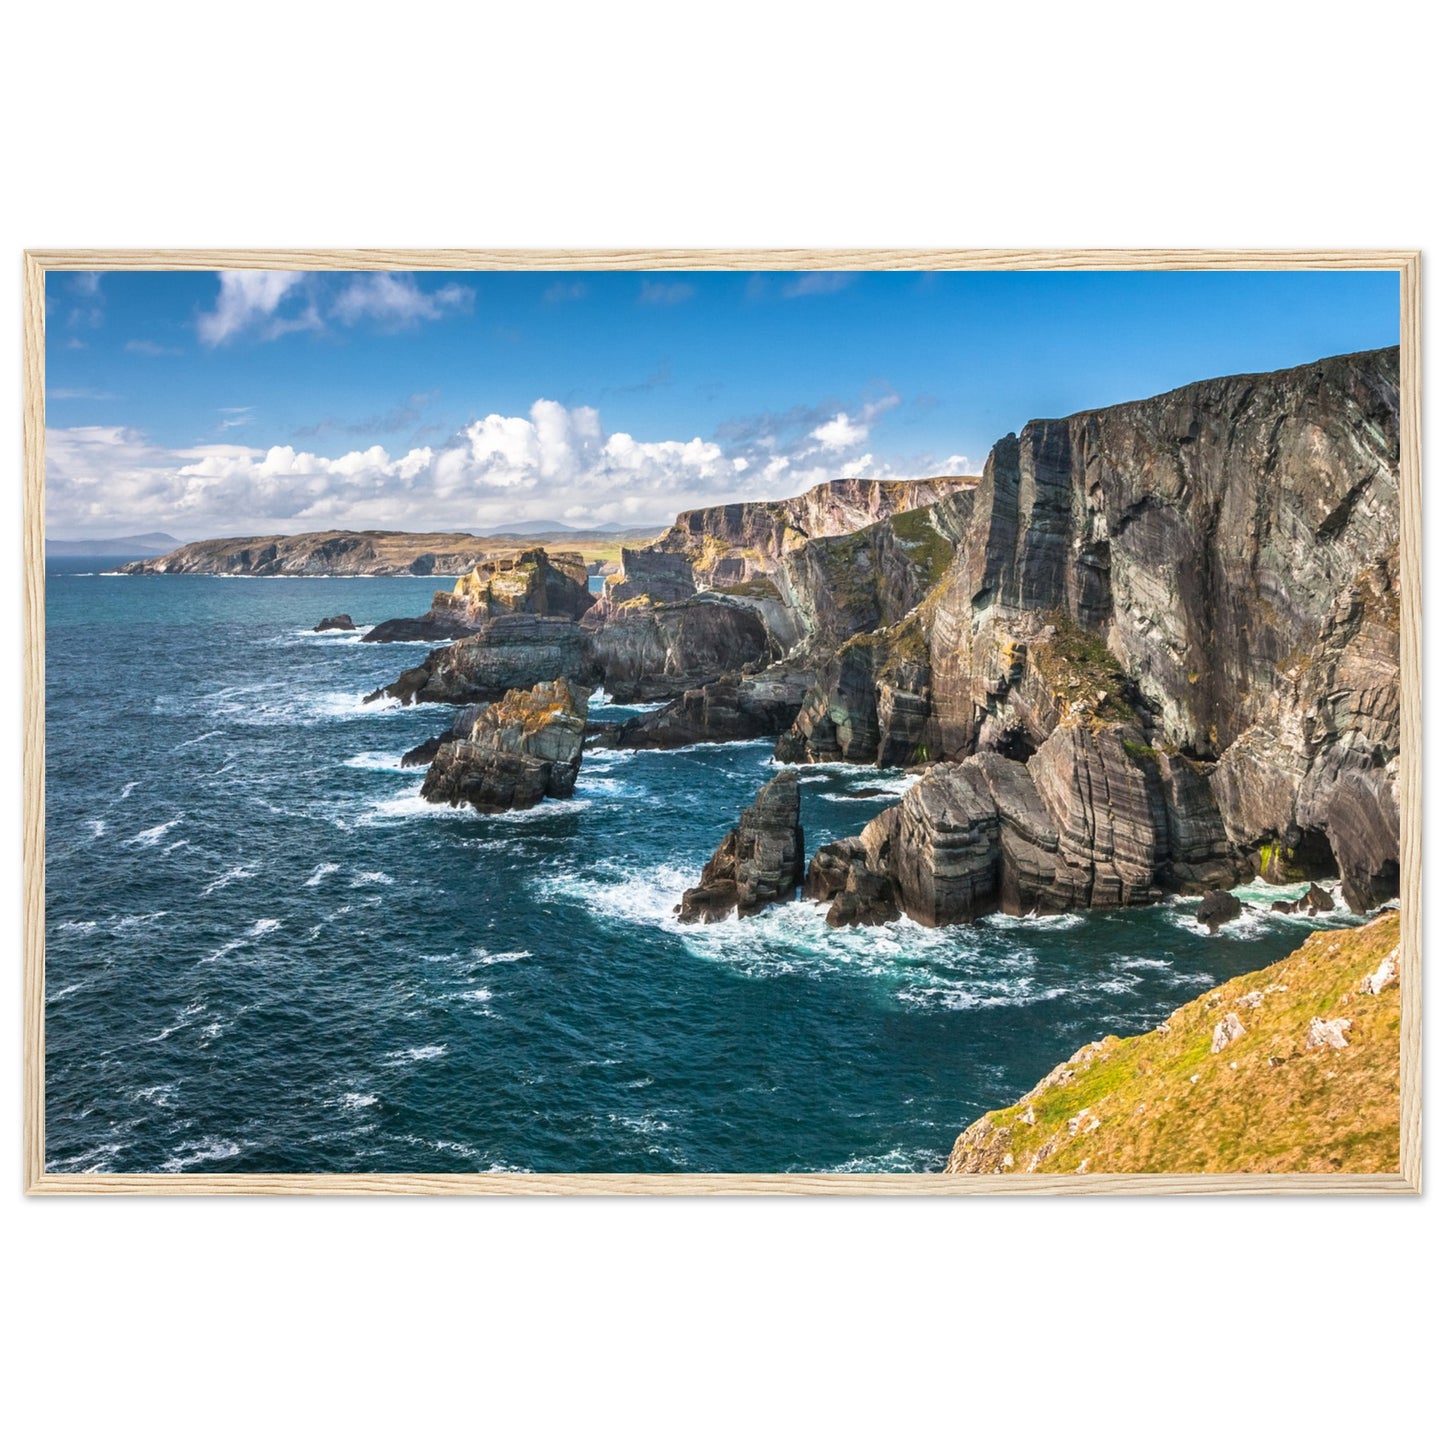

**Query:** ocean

left=43, top=560, right=1369, bottom=1174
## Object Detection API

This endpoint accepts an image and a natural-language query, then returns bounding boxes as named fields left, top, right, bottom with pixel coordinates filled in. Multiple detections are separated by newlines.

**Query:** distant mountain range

left=45, top=532, right=181, bottom=558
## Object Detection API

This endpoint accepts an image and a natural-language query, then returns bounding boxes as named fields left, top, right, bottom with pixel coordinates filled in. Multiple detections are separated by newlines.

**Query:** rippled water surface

left=44, top=561, right=1367, bottom=1173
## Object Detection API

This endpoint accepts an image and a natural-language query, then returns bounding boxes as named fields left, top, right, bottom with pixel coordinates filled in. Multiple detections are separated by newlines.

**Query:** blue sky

left=45, top=268, right=1400, bottom=538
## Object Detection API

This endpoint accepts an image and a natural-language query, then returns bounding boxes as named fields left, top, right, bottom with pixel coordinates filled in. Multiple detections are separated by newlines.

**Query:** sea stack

left=420, top=678, right=588, bottom=813
left=676, top=771, right=805, bottom=923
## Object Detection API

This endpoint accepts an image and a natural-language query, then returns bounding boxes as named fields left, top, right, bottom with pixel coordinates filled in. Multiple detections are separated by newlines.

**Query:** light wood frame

left=23, top=248, right=1423, bottom=1196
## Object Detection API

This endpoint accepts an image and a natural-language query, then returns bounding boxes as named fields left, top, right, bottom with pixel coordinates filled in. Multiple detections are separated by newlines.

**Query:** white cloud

left=44, top=395, right=976, bottom=538
left=198, top=272, right=314, bottom=346
left=331, top=274, right=473, bottom=329
left=197, top=271, right=474, bottom=345
left=811, top=412, right=869, bottom=450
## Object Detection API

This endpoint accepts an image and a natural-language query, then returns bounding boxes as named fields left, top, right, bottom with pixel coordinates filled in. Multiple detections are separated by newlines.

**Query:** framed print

left=23, top=249, right=1421, bottom=1194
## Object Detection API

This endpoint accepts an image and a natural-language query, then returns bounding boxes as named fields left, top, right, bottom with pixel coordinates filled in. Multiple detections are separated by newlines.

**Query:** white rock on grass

left=1359, top=946, right=1400, bottom=996
left=1305, top=1016, right=1353, bottom=1050
left=1211, top=1012, right=1246, bottom=1053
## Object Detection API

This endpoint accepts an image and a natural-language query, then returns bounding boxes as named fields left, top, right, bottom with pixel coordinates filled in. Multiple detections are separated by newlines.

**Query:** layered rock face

left=807, top=721, right=1250, bottom=928
left=583, top=595, right=774, bottom=703
left=364, top=615, right=595, bottom=706
left=639, top=476, right=975, bottom=592
left=420, top=679, right=588, bottom=813
left=797, top=347, right=1401, bottom=921
left=362, top=548, right=593, bottom=642
left=599, top=477, right=976, bottom=655
left=368, top=592, right=774, bottom=712
left=593, top=665, right=816, bottom=750
left=676, top=771, right=805, bottom=923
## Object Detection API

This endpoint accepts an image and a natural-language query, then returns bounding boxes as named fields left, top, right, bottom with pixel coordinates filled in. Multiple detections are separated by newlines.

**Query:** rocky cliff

left=797, top=348, right=1401, bottom=921
left=943, top=912, right=1401, bottom=1174
left=599, top=476, right=976, bottom=656
left=118, top=528, right=651, bottom=576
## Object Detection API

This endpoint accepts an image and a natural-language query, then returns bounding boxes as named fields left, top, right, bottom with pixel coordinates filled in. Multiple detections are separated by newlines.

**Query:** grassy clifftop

left=945, top=913, right=1401, bottom=1175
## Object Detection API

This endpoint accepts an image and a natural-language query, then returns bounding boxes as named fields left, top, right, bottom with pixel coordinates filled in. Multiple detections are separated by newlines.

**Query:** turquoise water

left=43, top=561, right=1367, bottom=1173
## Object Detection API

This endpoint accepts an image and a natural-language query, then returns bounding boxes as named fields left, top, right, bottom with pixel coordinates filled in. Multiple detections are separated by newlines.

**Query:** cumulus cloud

left=45, top=395, right=979, bottom=538
left=811, top=412, right=869, bottom=450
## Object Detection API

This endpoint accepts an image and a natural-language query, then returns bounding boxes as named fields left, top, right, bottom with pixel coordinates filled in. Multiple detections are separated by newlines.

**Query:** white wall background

left=3, top=5, right=1439, bottom=1440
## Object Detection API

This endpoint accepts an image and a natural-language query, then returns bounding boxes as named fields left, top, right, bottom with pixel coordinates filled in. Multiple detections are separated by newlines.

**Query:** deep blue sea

left=43, top=560, right=1368, bottom=1174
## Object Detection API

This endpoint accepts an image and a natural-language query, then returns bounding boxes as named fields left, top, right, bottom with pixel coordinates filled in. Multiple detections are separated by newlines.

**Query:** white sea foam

left=47, top=981, right=89, bottom=1001
left=159, top=1137, right=243, bottom=1172
left=383, top=1044, right=449, bottom=1065
left=86, top=819, right=107, bottom=838
left=459, top=987, right=494, bottom=1004
left=473, top=949, right=532, bottom=965
left=47, top=1141, right=127, bottom=1173
left=246, top=918, right=282, bottom=937
left=339, top=1092, right=378, bottom=1111
left=826, top=1145, right=948, bottom=1173
left=304, top=862, right=341, bottom=887
left=343, top=751, right=411, bottom=773
left=984, top=910, right=1086, bottom=933
left=56, top=919, right=98, bottom=935
left=575, top=774, right=647, bottom=799
left=131, top=1083, right=179, bottom=1109
left=350, top=870, right=394, bottom=888
left=148, top=1001, right=207, bottom=1041
left=608, top=1113, right=671, bottom=1136
left=357, top=788, right=590, bottom=828
left=202, top=939, right=246, bottom=964
left=172, top=729, right=223, bottom=751
left=202, top=864, right=256, bottom=895
left=120, top=781, right=140, bottom=800
left=125, top=817, right=183, bottom=848
left=111, top=911, right=169, bottom=929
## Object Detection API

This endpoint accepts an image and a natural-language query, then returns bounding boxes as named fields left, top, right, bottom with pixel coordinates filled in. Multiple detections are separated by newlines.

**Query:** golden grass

left=946, top=913, right=1401, bottom=1175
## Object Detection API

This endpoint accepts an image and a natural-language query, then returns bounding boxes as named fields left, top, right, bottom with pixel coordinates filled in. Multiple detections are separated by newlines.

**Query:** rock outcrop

left=362, top=548, right=593, bottom=642
left=365, top=615, right=595, bottom=706
left=583, top=595, right=774, bottom=702
left=314, top=614, right=355, bottom=632
left=593, top=666, right=816, bottom=750
left=676, top=771, right=805, bottom=923
left=1197, top=890, right=1243, bottom=933
left=420, top=679, right=587, bottom=813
